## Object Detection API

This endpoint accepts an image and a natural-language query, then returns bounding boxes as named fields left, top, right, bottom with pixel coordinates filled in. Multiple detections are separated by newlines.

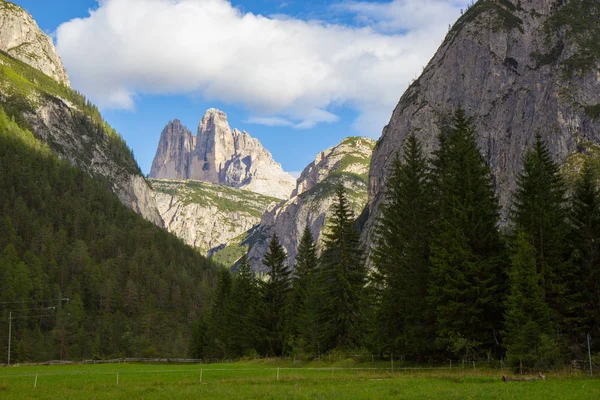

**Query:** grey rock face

left=150, top=109, right=296, bottom=199
left=21, top=96, right=164, bottom=227
left=246, top=137, right=376, bottom=272
left=150, top=179, right=279, bottom=259
left=0, top=1, right=70, bottom=86
left=365, top=0, right=600, bottom=251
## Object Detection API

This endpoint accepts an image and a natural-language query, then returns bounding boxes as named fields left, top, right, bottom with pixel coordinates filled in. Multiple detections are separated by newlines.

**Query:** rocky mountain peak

left=150, top=109, right=296, bottom=199
left=0, top=0, right=70, bottom=86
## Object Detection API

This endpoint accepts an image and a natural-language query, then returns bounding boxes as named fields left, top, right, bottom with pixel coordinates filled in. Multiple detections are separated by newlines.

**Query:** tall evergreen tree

left=320, top=185, right=366, bottom=350
left=289, top=227, right=321, bottom=354
left=206, top=270, right=233, bottom=358
left=372, top=134, right=434, bottom=356
left=504, top=232, right=558, bottom=370
left=226, top=254, right=261, bottom=357
left=428, top=108, right=506, bottom=358
left=569, top=160, right=600, bottom=351
left=260, top=233, right=292, bottom=356
left=511, top=134, right=570, bottom=323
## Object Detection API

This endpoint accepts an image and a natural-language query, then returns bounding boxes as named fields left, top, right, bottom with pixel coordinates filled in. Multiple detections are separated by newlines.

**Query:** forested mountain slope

left=0, top=105, right=217, bottom=361
left=0, top=1, right=163, bottom=226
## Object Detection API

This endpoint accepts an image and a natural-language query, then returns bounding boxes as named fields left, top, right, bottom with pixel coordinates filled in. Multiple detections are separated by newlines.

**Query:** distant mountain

left=364, top=0, right=600, bottom=251
left=149, top=109, right=296, bottom=199
left=0, top=0, right=70, bottom=86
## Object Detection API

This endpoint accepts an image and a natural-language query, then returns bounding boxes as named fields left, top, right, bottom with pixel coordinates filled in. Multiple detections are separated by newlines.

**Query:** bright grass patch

left=0, top=361, right=598, bottom=400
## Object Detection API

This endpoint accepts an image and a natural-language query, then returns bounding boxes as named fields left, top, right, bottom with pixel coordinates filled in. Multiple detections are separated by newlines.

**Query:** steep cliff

left=150, top=179, right=279, bottom=264
left=150, top=109, right=296, bottom=199
left=365, top=0, right=600, bottom=250
left=238, top=137, right=376, bottom=272
left=0, top=0, right=70, bottom=86
left=0, top=16, right=163, bottom=226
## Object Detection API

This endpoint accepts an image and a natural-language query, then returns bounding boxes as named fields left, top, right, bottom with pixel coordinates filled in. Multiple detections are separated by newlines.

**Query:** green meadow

left=0, top=360, right=598, bottom=400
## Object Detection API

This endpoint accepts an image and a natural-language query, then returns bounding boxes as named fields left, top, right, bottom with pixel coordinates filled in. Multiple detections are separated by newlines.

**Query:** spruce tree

left=290, top=227, right=321, bottom=354
left=504, top=232, right=558, bottom=370
left=511, top=134, right=570, bottom=323
left=372, top=134, right=434, bottom=356
left=206, top=270, right=232, bottom=358
left=226, top=254, right=260, bottom=357
left=569, top=160, right=600, bottom=351
left=320, top=185, right=366, bottom=350
left=428, top=107, right=506, bottom=358
left=260, top=233, right=292, bottom=356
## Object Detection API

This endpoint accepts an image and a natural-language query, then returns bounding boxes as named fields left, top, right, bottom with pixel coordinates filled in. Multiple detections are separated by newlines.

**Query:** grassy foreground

left=0, top=360, right=598, bottom=399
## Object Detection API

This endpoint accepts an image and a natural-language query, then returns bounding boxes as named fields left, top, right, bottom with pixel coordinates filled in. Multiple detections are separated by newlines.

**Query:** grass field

left=0, top=359, right=598, bottom=399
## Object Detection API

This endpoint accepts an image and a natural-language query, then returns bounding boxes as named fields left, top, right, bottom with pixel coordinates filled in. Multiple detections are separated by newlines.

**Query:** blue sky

left=15, top=0, right=466, bottom=176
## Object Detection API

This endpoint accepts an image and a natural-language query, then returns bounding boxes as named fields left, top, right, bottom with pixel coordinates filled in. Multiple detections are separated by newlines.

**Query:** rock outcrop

left=364, top=0, right=600, bottom=251
left=151, top=179, right=279, bottom=265
left=0, top=0, right=70, bottom=86
left=150, top=109, right=296, bottom=199
left=241, top=137, right=375, bottom=272
left=21, top=94, right=164, bottom=227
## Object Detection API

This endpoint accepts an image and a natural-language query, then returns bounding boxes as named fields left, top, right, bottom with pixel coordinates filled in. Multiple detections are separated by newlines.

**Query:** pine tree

left=372, top=134, right=434, bottom=356
left=569, top=160, right=600, bottom=351
left=226, top=254, right=261, bottom=357
left=511, top=134, right=570, bottom=323
left=504, top=232, right=558, bottom=371
left=428, top=107, right=506, bottom=358
left=320, top=185, right=366, bottom=350
left=289, top=227, right=321, bottom=354
left=189, top=314, right=210, bottom=359
left=260, top=233, right=292, bottom=356
left=206, top=270, right=233, bottom=358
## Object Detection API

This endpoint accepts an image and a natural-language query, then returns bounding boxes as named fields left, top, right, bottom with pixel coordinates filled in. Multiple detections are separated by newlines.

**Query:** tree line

left=194, top=108, right=600, bottom=371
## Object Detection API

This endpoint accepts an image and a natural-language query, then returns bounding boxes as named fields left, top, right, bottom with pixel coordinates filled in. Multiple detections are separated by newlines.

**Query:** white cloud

left=56, top=0, right=468, bottom=136
left=245, top=116, right=294, bottom=127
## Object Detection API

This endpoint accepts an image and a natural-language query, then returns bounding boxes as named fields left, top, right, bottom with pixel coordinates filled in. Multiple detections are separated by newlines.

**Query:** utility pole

left=588, top=333, right=593, bottom=377
left=4, top=299, right=67, bottom=365
left=7, top=311, right=11, bottom=365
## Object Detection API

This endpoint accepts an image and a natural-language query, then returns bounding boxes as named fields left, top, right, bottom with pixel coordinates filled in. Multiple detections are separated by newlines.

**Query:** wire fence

left=0, top=356, right=595, bottom=390
left=0, top=364, right=504, bottom=390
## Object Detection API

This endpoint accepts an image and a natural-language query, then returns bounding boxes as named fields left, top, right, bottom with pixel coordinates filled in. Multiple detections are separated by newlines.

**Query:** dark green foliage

left=585, top=104, right=600, bottom=121
left=319, top=186, right=366, bottom=350
left=0, top=108, right=217, bottom=362
left=448, top=0, right=523, bottom=41
left=226, top=255, right=261, bottom=357
left=511, top=135, right=570, bottom=320
left=260, top=234, right=292, bottom=356
left=428, top=108, right=506, bottom=359
left=544, top=0, right=600, bottom=77
left=372, top=135, right=434, bottom=356
left=569, top=161, right=600, bottom=352
left=289, top=227, right=322, bottom=354
left=504, top=232, right=559, bottom=371
left=203, top=270, right=233, bottom=359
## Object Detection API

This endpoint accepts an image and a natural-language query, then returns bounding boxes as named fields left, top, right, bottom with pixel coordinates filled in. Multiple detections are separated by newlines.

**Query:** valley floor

left=0, top=361, right=597, bottom=399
